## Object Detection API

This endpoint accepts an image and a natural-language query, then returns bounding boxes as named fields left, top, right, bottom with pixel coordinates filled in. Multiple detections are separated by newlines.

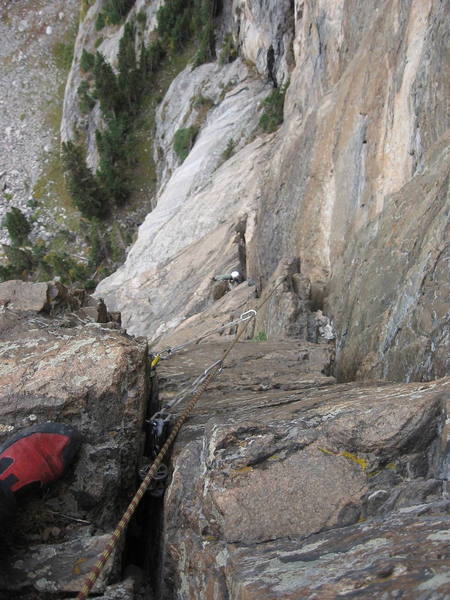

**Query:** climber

left=211, top=270, right=243, bottom=285
left=0, top=422, right=81, bottom=520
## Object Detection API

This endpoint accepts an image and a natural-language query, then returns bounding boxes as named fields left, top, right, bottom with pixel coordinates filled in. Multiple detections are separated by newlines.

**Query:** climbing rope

left=154, top=309, right=257, bottom=360
left=76, top=279, right=284, bottom=599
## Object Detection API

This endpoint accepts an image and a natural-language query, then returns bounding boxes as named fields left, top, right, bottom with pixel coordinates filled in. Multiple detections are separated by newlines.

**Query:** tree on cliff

left=3, top=207, right=31, bottom=246
left=94, top=52, right=121, bottom=115
left=62, top=141, right=108, bottom=219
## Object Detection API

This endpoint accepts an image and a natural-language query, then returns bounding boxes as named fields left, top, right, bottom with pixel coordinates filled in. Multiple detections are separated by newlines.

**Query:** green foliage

left=252, top=331, right=268, bottom=342
left=118, top=22, right=140, bottom=109
left=53, top=41, right=74, bottom=71
left=157, top=0, right=216, bottom=62
left=78, top=80, right=96, bottom=114
left=221, top=138, right=235, bottom=162
left=156, top=0, right=187, bottom=49
left=140, top=39, right=165, bottom=77
left=173, top=126, right=199, bottom=162
left=85, top=279, right=97, bottom=291
left=86, top=220, right=110, bottom=267
left=61, top=141, right=107, bottom=219
left=96, top=116, right=132, bottom=206
left=0, top=262, right=17, bottom=282
left=67, top=0, right=220, bottom=230
left=95, top=12, right=106, bottom=31
left=80, top=49, right=95, bottom=72
left=192, top=94, right=214, bottom=110
left=94, top=36, right=104, bottom=49
left=1, top=245, right=33, bottom=278
left=192, top=0, right=216, bottom=66
left=94, top=51, right=121, bottom=114
left=219, top=33, right=237, bottom=65
left=3, top=207, right=31, bottom=245
left=103, top=0, right=135, bottom=25
left=27, top=198, right=39, bottom=209
left=0, top=235, right=93, bottom=286
left=136, top=10, right=147, bottom=26
left=259, top=83, right=289, bottom=133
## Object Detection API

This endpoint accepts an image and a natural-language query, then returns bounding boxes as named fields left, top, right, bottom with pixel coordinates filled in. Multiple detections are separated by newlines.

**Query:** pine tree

left=62, top=141, right=108, bottom=218
left=94, top=52, right=121, bottom=114
left=118, top=22, right=139, bottom=110
left=96, top=117, right=131, bottom=206
left=3, top=207, right=31, bottom=246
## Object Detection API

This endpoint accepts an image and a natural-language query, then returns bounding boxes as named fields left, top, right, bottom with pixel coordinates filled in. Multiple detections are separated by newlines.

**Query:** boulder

left=0, top=280, right=50, bottom=312
left=157, top=340, right=449, bottom=598
left=0, top=283, right=148, bottom=597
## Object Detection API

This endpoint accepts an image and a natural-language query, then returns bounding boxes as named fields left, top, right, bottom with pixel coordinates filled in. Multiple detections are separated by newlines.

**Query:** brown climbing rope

left=76, top=278, right=284, bottom=599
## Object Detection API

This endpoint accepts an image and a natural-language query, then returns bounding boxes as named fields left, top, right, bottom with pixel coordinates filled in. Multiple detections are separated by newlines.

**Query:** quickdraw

left=155, top=309, right=256, bottom=361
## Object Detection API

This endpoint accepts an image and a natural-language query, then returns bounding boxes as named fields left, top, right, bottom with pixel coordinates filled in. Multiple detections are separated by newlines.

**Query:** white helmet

left=231, top=271, right=240, bottom=280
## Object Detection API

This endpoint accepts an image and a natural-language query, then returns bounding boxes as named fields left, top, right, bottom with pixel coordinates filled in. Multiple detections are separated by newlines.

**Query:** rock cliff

left=92, top=0, right=449, bottom=383
left=0, top=0, right=449, bottom=599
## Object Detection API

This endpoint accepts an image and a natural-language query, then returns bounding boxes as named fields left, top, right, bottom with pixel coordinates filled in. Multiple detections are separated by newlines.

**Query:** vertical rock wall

left=92, top=0, right=449, bottom=382
left=249, top=0, right=450, bottom=380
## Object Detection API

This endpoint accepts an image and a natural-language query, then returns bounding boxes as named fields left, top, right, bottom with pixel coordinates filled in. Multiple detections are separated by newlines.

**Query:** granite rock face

left=157, top=341, right=449, bottom=599
left=94, top=0, right=449, bottom=384
left=0, top=283, right=148, bottom=597
left=225, top=507, right=450, bottom=599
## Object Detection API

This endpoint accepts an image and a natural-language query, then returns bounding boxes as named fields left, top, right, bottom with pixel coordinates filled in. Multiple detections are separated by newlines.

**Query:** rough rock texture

left=252, top=0, right=450, bottom=382
left=329, top=133, right=450, bottom=382
left=157, top=341, right=449, bottom=598
left=0, top=0, right=79, bottom=244
left=227, top=0, right=294, bottom=86
left=95, top=0, right=449, bottom=384
left=225, top=507, right=450, bottom=599
left=0, top=283, right=148, bottom=597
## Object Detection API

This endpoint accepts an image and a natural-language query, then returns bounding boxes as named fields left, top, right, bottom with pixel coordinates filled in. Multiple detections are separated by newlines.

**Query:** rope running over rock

left=76, top=278, right=284, bottom=599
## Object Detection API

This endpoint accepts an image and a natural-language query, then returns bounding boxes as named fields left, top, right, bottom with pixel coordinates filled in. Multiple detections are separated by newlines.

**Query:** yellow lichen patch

left=318, top=447, right=368, bottom=471
left=267, top=453, right=281, bottom=461
left=233, top=466, right=253, bottom=475
left=72, top=557, right=87, bottom=575
left=357, top=516, right=367, bottom=523
left=367, top=470, right=381, bottom=479
left=202, top=535, right=218, bottom=542
left=318, top=447, right=338, bottom=456
left=340, top=451, right=368, bottom=471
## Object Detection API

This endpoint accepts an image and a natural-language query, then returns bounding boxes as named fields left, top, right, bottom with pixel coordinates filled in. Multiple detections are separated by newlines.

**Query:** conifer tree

left=62, top=141, right=108, bottom=218
left=3, top=207, right=31, bottom=246
left=94, top=52, right=121, bottom=114
left=118, top=22, right=139, bottom=109
left=95, top=117, right=131, bottom=206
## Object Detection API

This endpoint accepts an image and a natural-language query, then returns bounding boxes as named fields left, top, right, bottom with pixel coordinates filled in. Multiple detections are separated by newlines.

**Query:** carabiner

left=240, top=309, right=257, bottom=321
